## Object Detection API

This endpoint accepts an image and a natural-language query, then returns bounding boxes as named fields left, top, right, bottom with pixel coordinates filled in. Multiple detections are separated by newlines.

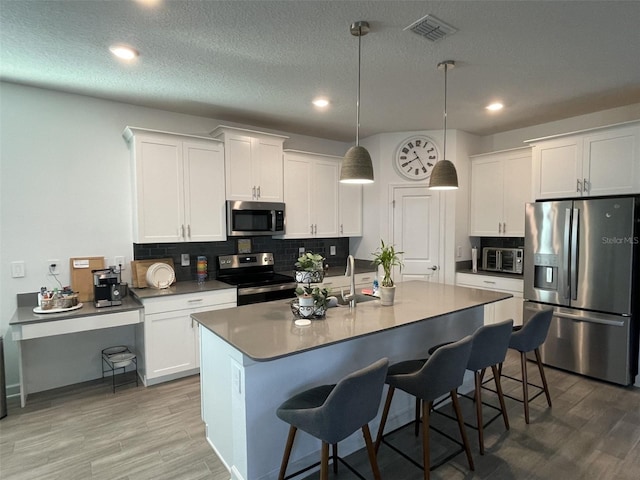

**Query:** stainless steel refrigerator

left=523, top=196, right=639, bottom=385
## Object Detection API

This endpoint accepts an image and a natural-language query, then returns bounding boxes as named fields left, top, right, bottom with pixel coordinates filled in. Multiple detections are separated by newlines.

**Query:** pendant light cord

left=443, top=62, right=448, bottom=161
left=356, top=26, right=362, bottom=146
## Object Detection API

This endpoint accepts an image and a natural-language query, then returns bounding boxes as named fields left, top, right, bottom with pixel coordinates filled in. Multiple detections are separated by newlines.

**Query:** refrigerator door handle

left=570, top=208, right=579, bottom=300
left=563, top=208, right=572, bottom=299
left=554, top=311, right=625, bottom=327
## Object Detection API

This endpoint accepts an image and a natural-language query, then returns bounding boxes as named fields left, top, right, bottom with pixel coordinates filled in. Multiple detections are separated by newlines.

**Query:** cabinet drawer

left=456, top=273, right=523, bottom=294
left=141, top=289, right=237, bottom=314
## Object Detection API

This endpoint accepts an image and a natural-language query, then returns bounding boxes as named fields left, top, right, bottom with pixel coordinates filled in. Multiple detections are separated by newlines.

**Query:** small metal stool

left=101, top=346, right=138, bottom=393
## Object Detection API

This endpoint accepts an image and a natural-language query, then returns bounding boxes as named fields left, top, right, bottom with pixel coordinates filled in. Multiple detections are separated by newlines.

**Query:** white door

left=391, top=186, right=441, bottom=283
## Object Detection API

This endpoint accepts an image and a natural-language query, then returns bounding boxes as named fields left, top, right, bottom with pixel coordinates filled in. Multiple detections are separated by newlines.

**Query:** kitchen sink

left=334, top=293, right=379, bottom=306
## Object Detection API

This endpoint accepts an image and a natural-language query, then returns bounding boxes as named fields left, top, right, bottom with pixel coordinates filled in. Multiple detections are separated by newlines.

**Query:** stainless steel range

left=216, top=253, right=297, bottom=306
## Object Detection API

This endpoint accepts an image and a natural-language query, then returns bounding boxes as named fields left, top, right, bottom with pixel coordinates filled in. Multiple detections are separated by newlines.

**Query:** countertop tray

left=33, top=303, right=84, bottom=314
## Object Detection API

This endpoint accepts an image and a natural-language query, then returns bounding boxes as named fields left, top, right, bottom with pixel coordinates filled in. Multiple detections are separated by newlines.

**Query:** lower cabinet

left=136, top=289, right=236, bottom=385
left=456, top=272, right=524, bottom=326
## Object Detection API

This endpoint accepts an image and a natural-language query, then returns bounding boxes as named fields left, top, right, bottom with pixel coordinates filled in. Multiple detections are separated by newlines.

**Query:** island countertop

left=192, top=280, right=511, bottom=361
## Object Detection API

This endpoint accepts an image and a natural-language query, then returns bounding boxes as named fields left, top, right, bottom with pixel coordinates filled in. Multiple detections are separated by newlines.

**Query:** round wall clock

left=394, top=136, right=440, bottom=180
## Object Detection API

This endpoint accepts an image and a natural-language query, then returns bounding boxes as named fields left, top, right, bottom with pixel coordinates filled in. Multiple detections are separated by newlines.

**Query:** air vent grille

left=404, top=14, right=457, bottom=42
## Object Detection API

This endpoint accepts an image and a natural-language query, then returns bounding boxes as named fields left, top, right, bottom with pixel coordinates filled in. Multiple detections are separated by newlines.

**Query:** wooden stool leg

left=474, top=371, right=485, bottom=455
left=421, top=399, right=432, bottom=480
left=491, top=364, right=510, bottom=430
left=332, top=443, right=338, bottom=474
left=414, top=396, right=421, bottom=436
left=375, top=386, right=395, bottom=453
left=520, top=351, right=530, bottom=424
left=362, top=424, right=382, bottom=480
left=451, top=390, right=475, bottom=471
left=320, top=442, right=329, bottom=480
left=278, top=426, right=297, bottom=480
left=535, top=348, right=552, bottom=407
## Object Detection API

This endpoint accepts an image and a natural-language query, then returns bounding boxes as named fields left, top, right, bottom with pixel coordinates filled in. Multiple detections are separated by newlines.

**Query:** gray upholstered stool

left=374, top=336, right=474, bottom=480
left=500, top=309, right=553, bottom=424
left=276, top=358, right=388, bottom=480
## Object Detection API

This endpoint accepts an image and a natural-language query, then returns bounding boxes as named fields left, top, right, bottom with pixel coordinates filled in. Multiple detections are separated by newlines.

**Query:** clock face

left=394, top=136, right=440, bottom=180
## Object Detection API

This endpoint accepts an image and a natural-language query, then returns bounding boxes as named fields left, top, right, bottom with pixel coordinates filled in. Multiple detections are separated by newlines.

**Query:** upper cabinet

left=469, top=147, right=532, bottom=237
left=123, top=127, right=226, bottom=243
left=211, top=126, right=288, bottom=202
left=281, top=150, right=362, bottom=239
left=529, top=121, right=640, bottom=199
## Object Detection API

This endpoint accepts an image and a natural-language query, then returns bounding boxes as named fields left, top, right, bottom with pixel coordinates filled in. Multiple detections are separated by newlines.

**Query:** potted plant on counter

left=294, top=252, right=325, bottom=284
left=294, top=284, right=330, bottom=318
left=372, top=239, right=403, bottom=306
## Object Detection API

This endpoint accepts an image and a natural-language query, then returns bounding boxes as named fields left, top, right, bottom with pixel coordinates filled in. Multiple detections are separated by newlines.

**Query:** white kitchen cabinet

left=456, top=272, right=523, bottom=326
left=282, top=150, right=362, bottom=238
left=136, top=289, right=236, bottom=385
left=282, top=150, right=339, bottom=238
left=123, top=127, right=226, bottom=243
left=469, top=147, right=532, bottom=237
left=530, top=121, right=640, bottom=199
left=211, top=126, right=288, bottom=202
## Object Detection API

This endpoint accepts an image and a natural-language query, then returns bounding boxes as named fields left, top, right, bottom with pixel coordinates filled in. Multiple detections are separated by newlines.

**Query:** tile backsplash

left=479, top=237, right=525, bottom=249
left=134, top=237, right=350, bottom=282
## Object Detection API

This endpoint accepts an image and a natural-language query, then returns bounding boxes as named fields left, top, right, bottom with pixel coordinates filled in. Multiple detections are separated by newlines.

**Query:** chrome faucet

left=342, top=254, right=356, bottom=309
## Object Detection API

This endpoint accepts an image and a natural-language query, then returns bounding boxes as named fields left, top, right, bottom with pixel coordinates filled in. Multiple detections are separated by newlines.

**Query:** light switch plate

left=181, top=254, right=190, bottom=266
left=298, top=247, right=305, bottom=256
left=11, top=261, right=25, bottom=278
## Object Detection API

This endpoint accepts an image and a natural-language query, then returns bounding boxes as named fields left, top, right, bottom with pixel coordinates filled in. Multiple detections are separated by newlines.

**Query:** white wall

left=0, top=82, right=348, bottom=394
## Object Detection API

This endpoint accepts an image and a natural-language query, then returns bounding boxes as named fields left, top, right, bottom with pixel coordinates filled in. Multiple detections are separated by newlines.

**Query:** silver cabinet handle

left=310, top=224, right=314, bottom=234
left=583, top=178, right=589, bottom=193
left=498, top=222, right=502, bottom=234
left=483, top=280, right=497, bottom=284
left=188, top=298, right=204, bottom=303
left=187, top=224, right=191, bottom=238
left=314, top=224, right=317, bottom=234
left=340, top=224, right=344, bottom=235
left=576, top=178, right=582, bottom=193
left=252, top=186, right=256, bottom=199
left=503, top=222, right=506, bottom=234
left=181, top=225, right=185, bottom=239
left=257, top=186, right=261, bottom=199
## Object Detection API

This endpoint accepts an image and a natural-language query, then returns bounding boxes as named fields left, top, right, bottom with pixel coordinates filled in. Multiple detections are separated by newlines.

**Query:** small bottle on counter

left=372, top=276, right=379, bottom=297
left=197, top=256, right=207, bottom=284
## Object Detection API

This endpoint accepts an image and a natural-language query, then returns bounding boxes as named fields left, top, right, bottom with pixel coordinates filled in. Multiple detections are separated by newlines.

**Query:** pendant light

left=429, top=60, right=459, bottom=190
left=340, top=21, right=374, bottom=184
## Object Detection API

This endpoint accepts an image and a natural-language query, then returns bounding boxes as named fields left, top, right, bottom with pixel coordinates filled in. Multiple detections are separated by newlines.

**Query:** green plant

left=295, top=252, right=325, bottom=272
left=371, top=239, right=403, bottom=287
left=295, top=285, right=331, bottom=309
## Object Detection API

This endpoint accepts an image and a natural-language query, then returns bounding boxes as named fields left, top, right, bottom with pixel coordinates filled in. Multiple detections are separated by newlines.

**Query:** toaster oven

left=482, top=247, right=523, bottom=274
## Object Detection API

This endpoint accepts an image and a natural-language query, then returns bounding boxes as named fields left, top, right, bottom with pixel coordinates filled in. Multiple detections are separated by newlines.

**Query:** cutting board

left=130, top=258, right=175, bottom=288
left=70, top=257, right=105, bottom=302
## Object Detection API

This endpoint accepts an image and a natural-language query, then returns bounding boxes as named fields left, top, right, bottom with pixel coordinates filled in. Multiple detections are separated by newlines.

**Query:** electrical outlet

left=114, top=256, right=125, bottom=269
left=330, top=245, right=336, bottom=256
left=298, top=247, right=305, bottom=256
left=47, top=259, right=60, bottom=275
left=11, top=261, right=25, bottom=278
left=181, top=254, right=190, bottom=266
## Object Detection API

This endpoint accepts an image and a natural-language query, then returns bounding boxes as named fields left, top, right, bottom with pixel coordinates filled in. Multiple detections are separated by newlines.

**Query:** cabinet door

left=502, top=152, right=532, bottom=237
left=470, top=159, right=503, bottom=236
left=225, top=134, right=254, bottom=201
left=183, top=140, right=226, bottom=242
left=133, top=135, right=185, bottom=243
left=146, top=310, right=196, bottom=379
left=312, top=159, right=339, bottom=237
left=339, top=182, right=363, bottom=237
left=283, top=153, right=313, bottom=237
left=583, top=125, right=640, bottom=196
left=254, top=137, right=284, bottom=202
left=533, top=137, right=582, bottom=199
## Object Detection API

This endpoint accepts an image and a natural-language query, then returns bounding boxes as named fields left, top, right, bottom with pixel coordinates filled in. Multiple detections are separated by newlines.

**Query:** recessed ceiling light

left=312, top=98, right=330, bottom=108
left=109, top=44, right=139, bottom=61
left=486, top=102, right=504, bottom=111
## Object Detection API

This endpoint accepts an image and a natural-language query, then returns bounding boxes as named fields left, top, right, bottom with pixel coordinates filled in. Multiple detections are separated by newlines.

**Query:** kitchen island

left=192, top=281, right=511, bottom=480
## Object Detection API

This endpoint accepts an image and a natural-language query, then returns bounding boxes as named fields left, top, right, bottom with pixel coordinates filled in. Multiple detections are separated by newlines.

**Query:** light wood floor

left=1, top=351, right=638, bottom=480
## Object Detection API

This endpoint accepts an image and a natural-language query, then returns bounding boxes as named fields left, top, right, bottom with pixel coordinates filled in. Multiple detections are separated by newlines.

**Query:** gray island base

left=192, top=281, right=511, bottom=480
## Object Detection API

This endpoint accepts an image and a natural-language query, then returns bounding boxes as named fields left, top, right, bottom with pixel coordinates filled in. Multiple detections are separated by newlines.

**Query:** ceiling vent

left=404, top=14, right=457, bottom=42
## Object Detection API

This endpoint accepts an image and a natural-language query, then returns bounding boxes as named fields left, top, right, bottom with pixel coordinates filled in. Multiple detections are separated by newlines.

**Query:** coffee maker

left=93, top=268, right=123, bottom=307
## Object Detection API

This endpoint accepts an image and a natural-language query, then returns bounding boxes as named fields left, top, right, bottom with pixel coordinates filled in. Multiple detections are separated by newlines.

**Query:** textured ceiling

left=1, top=0, right=639, bottom=141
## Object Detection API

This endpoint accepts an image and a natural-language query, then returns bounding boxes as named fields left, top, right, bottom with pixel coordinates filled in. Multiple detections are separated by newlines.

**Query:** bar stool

left=276, top=358, right=388, bottom=480
left=375, top=336, right=474, bottom=480
left=500, top=309, right=553, bottom=424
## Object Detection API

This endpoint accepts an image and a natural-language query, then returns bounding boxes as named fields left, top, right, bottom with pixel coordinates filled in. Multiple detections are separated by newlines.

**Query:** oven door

left=237, top=284, right=296, bottom=306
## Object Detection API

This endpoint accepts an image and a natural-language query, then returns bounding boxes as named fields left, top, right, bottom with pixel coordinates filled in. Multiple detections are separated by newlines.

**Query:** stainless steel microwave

left=226, top=201, right=285, bottom=236
left=482, top=247, right=523, bottom=274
